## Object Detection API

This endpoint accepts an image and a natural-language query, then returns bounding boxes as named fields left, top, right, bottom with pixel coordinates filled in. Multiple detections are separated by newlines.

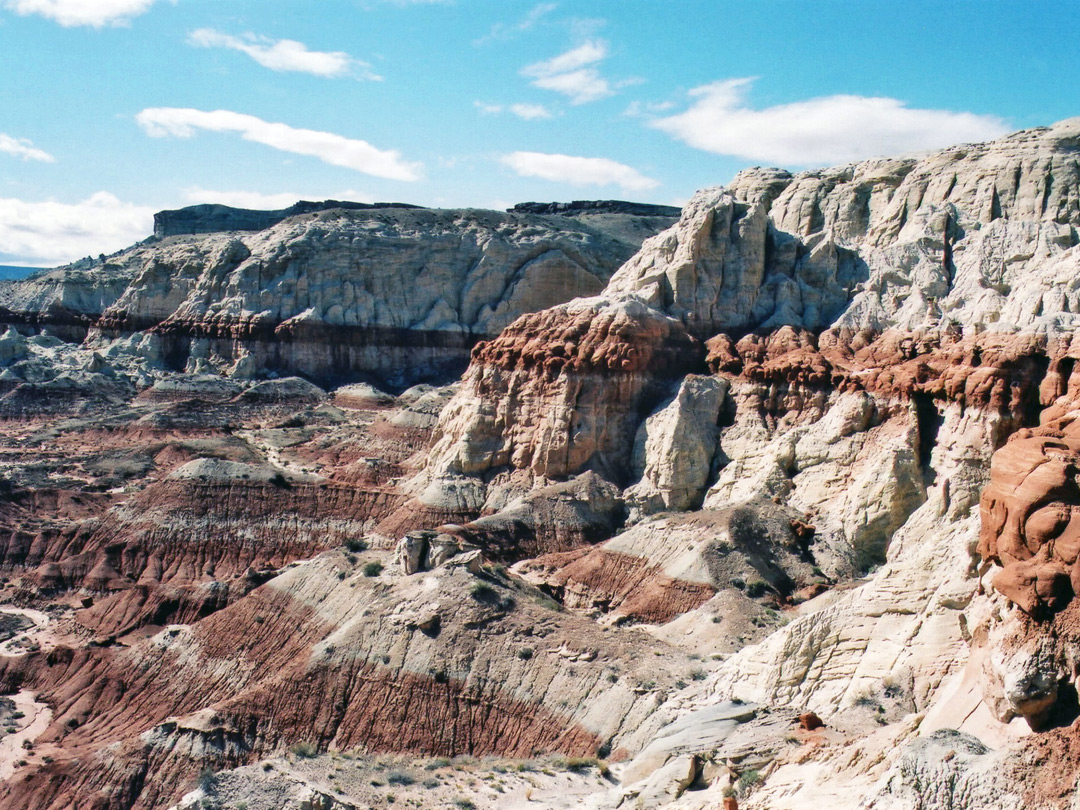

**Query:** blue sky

left=0, top=0, right=1076, bottom=265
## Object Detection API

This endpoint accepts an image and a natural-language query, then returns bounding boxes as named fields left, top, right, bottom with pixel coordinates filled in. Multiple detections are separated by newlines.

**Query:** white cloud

left=187, top=29, right=379, bottom=80
left=181, top=187, right=375, bottom=209
left=2, top=0, right=156, bottom=27
left=475, top=2, right=556, bottom=45
left=501, top=151, right=658, bottom=191
left=0, top=133, right=55, bottom=163
left=509, top=103, right=552, bottom=121
left=0, top=192, right=153, bottom=266
left=651, top=78, right=1011, bottom=166
left=136, top=108, right=422, bottom=181
left=530, top=69, right=611, bottom=105
left=475, top=101, right=552, bottom=120
left=622, top=99, right=675, bottom=118
left=523, top=40, right=605, bottom=76
left=521, top=39, right=613, bottom=105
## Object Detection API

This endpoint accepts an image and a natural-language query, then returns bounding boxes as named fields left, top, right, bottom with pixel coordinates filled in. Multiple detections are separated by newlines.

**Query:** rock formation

left=0, top=203, right=677, bottom=388
left=152, top=200, right=425, bottom=238
left=1, top=123, right=1080, bottom=809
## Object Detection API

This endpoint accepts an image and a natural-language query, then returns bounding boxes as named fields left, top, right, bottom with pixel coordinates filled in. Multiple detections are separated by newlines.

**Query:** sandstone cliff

left=0, top=203, right=677, bottom=388
left=405, top=119, right=1080, bottom=809
left=1, top=123, right=1080, bottom=810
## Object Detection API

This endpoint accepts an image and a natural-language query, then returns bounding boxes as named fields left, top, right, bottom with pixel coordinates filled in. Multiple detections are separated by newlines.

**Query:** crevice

left=942, top=213, right=955, bottom=288
left=1058, top=357, right=1076, bottom=400
left=1020, top=354, right=1051, bottom=428
left=913, top=392, right=944, bottom=480
left=1042, top=172, right=1055, bottom=215
left=943, top=173, right=958, bottom=200
left=1044, top=680, right=1080, bottom=730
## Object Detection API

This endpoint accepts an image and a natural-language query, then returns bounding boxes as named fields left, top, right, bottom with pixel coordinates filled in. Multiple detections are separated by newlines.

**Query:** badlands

left=0, top=121, right=1079, bottom=809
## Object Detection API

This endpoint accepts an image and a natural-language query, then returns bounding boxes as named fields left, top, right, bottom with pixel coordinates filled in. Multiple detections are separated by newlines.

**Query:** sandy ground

left=0, top=690, right=52, bottom=780
left=169, top=752, right=623, bottom=810
left=0, top=608, right=50, bottom=657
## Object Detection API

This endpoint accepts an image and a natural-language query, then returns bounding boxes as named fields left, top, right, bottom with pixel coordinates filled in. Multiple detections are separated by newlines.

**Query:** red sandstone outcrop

left=0, top=553, right=686, bottom=809
left=420, top=296, right=702, bottom=501
left=1, top=123, right=1080, bottom=809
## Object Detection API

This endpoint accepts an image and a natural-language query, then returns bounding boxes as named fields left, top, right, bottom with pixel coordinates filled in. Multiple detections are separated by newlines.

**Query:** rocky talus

left=1, top=123, right=1080, bottom=810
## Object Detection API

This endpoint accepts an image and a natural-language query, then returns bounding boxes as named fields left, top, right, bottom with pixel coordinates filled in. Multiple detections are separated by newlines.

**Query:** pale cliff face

left=410, top=121, right=1080, bottom=809
left=0, top=124, right=1079, bottom=810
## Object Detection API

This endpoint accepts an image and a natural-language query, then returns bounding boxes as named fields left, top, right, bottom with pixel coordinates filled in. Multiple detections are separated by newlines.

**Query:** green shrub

left=387, top=771, right=415, bottom=786
left=363, top=561, right=384, bottom=577
left=746, top=579, right=768, bottom=598
left=290, top=741, right=318, bottom=758
left=344, top=538, right=367, bottom=552
left=517, top=647, right=534, bottom=660
left=197, top=767, right=217, bottom=792
left=737, top=769, right=761, bottom=791
left=470, top=582, right=498, bottom=602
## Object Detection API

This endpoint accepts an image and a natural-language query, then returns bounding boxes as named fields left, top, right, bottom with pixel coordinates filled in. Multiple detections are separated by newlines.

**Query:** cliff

left=152, top=200, right=426, bottom=238
left=0, top=123, right=1079, bottom=810
left=0, top=203, right=678, bottom=387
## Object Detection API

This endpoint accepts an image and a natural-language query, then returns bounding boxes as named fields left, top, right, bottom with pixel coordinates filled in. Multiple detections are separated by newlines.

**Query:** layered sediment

left=1, top=123, right=1080, bottom=809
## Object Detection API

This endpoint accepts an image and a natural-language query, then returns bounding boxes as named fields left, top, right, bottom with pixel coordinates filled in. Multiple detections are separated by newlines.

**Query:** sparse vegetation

left=746, top=579, right=768, bottom=598
left=345, top=538, right=367, bottom=553
left=517, top=647, right=534, bottom=660
left=557, top=756, right=598, bottom=773
left=853, top=691, right=880, bottom=708
left=363, top=561, right=384, bottom=577
left=470, top=582, right=498, bottom=602
left=387, top=771, right=415, bottom=786
left=197, top=767, right=217, bottom=792
left=290, top=741, right=318, bottom=758
left=737, top=768, right=762, bottom=793
left=454, top=799, right=477, bottom=810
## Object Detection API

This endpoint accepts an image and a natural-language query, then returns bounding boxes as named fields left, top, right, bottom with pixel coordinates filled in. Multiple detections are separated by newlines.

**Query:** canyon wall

left=0, top=122, right=1079, bottom=809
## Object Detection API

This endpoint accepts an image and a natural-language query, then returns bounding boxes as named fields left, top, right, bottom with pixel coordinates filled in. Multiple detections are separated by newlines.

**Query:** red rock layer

left=708, top=326, right=1052, bottom=418
left=978, top=365, right=1080, bottom=616
left=2, top=478, right=402, bottom=587
left=470, top=299, right=701, bottom=379
left=522, top=548, right=715, bottom=624
left=434, top=299, right=704, bottom=484
left=0, top=571, right=618, bottom=809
